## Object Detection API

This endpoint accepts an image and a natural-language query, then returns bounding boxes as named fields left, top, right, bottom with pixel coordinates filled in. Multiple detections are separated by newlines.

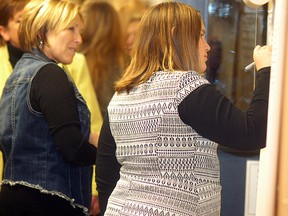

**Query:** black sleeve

left=178, top=67, right=270, bottom=150
left=30, top=64, right=97, bottom=166
left=96, top=114, right=121, bottom=216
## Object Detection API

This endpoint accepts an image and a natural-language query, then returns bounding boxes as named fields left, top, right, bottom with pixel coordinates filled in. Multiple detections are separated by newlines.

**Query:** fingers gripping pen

left=243, top=0, right=269, bottom=73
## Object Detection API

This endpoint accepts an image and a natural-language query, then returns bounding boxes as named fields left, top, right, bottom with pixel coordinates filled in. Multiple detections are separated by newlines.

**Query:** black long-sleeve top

left=96, top=67, right=270, bottom=214
left=7, top=42, right=24, bottom=68
left=30, top=64, right=97, bottom=166
left=7, top=44, right=96, bottom=166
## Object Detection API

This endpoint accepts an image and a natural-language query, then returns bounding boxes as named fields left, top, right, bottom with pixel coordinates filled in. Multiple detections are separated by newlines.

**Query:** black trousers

left=0, top=184, right=85, bottom=216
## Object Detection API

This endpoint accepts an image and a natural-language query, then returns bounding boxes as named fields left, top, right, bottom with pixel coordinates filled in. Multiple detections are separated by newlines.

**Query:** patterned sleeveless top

left=106, top=71, right=221, bottom=216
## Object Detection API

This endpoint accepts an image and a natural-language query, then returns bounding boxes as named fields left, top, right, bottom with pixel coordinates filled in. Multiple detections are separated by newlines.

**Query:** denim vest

left=0, top=49, right=92, bottom=215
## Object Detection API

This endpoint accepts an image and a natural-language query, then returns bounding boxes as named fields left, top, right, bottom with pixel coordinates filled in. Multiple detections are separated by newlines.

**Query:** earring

left=39, top=40, right=43, bottom=49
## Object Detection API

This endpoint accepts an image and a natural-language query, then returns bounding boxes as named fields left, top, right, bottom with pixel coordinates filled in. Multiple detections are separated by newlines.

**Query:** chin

left=200, top=65, right=207, bottom=73
left=61, top=58, right=73, bottom=65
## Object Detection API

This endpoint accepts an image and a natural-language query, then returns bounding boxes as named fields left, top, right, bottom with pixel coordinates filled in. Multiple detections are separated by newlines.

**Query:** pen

left=244, top=62, right=256, bottom=72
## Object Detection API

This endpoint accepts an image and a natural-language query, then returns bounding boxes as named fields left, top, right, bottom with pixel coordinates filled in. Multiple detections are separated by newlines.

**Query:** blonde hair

left=115, top=2, right=202, bottom=93
left=18, top=0, right=81, bottom=53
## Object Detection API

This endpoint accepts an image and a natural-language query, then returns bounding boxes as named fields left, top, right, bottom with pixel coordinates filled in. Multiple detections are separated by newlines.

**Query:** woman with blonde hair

left=80, top=0, right=125, bottom=118
left=96, top=2, right=271, bottom=215
left=0, top=0, right=97, bottom=215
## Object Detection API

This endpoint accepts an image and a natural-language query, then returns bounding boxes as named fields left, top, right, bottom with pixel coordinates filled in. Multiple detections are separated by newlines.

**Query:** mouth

left=69, top=48, right=77, bottom=54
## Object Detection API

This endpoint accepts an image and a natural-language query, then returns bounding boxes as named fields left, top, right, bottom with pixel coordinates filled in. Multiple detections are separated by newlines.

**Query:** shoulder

left=36, top=63, right=68, bottom=82
left=32, top=63, right=72, bottom=96
left=176, top=71, right=210, bottom=102
left=176, top=71, right=209, bottom=91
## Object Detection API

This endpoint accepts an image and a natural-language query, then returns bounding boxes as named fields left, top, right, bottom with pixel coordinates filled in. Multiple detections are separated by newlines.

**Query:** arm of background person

left=96, top=114, right=121, bottom=215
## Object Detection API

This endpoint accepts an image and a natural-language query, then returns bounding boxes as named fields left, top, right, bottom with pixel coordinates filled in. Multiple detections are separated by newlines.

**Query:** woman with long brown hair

left=96, top=2, right=272, bottom=215
left=80, top=0, right=125, bottom=118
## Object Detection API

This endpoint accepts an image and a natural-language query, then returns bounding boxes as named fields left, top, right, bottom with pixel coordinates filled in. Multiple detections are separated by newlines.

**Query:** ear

left=171, top=26, right=176, bottom=38
left=0, top=25, right=11, bottom=42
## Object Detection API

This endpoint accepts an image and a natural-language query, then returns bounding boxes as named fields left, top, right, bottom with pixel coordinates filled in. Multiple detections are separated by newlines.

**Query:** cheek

left=199, top=42, right=206, bottom=53
left=200, top=62, right=207, bottom=73
left=9, top=31, right=20, bottom=48
left=199, top=55, right=207, bottom=73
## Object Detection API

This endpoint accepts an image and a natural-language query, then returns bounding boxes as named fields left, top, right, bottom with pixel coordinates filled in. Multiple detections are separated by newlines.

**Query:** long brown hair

left=115, top=2, right=202, bottom=93
left=80, top=0, right=125, bottom=93
left=79, top=0, right=125, bottom=117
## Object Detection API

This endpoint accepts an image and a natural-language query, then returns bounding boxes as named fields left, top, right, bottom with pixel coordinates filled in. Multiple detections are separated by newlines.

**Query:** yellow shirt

left=0, top=45, right=13, bottom=98
left=0, top=45, right=12, bottom=184
left=0, top=46, right=102, bottom=195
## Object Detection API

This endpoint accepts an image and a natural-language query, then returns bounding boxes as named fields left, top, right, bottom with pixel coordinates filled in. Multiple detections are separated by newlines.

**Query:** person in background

left=205, top=37, right=223, bottom=84
left=109, top=0, right=147, bottom=34
left=124, top=14, right=142, bottom=57
left=0, top=0, right=97, bottom=215
left=109, top=0, right=148, bottom=61
left=80, top=0, right=125, bottom=118
left=0, top=1, right=102, bottom=214
left=80, top=3, right=124, bottom=213
left=96, top=2, right=271, bottom=215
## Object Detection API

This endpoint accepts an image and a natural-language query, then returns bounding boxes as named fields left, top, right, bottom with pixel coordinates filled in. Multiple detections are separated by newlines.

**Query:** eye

left=200, top=31, right=206, bottom=38
left=68, top=26, right=75, bottom=32
left=68, top=25, right=83, bottom=35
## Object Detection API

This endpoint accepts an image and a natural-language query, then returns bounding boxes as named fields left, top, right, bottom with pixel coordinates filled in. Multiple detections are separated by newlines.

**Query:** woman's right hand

left=89, top=133, right=99, bottom=148
left=253, top=45, right=272, bottom=71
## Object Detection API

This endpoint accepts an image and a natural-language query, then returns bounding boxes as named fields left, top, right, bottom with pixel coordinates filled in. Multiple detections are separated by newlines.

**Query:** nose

left=126, top=34, right=135, bottom=46
left=75, top=31, right=82, bottom=44
left=206, top=40, right=211, bottom=52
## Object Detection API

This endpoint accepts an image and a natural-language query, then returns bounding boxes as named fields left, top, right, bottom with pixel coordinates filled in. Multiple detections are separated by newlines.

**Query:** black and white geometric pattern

left=106, top=71, right=221, bottom=215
